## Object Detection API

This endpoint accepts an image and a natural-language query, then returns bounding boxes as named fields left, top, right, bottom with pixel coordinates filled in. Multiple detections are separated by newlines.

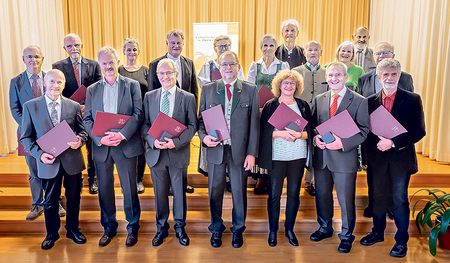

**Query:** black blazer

left=358, top=69, right=414, bottom=98
left=364, top=88, right=426, bottom=175
left=258, top=97, right=313, bottom=170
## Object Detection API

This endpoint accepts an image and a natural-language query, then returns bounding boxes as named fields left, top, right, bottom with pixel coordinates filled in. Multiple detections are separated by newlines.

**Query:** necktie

left=49, top=101, right=59, bottom=126
left=226, top=84, right=232, bottom=101
left=31, top=75, right=42, bottom=98
left=161, top=90, right=170, bottom=115
left=356, top=50, right=363, bottom=67
left=330, top=94, right=340, bottom=118
left=74, top=61, right=81, bottom=87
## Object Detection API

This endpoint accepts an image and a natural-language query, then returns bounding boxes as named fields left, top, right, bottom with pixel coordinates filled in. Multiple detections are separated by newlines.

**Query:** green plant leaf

left=436, top=193, right=450, bottom=206
left=429, top=226, right=440, bottom=256
left=413, top=198, right=436, bottom=215
left=423, top=206, right=444, bottom=227
left=440, top=208, right=450, bottom=235
left=415, top=211, right=425, bottom=233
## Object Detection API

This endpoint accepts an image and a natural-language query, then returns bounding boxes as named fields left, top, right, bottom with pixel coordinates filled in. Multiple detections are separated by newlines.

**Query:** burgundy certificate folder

left=315, top=110, right=360, bottom=138
left=36, top=120, right=78, bottom=158
left=259, top=85, right=275, bottom=108
left=147, top=112, right=187, bottom=140
left=267, top=102, right=308, bottom=132
left=17, top=133, right=31, bottom=156
left=201, top=104, right=230, bottom=142
left=369, top=105, right=407, bottom=139
left=69, top=85, right=87, bottom=103
left=211, top=71, right=222, bottom=81
left=91, top=111, right=131, bottom=136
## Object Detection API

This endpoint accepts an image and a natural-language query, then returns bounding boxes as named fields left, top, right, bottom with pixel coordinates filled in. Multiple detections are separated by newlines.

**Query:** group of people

left=9, top=19, right=425, bottom=259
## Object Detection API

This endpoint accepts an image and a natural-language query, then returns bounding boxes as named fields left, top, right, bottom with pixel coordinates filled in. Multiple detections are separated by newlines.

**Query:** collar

left=167, top=53, right=180, bottom=61
left=26, top=70, right=44, bottom=79
left=332, top=86, right=348, bottom=97
left=356, top=46, right=367, bottom=53
left=306, top=62, right=320, bottom=71
left=223, top=78, right=237, bottom=86
left=283, top=43, right=296, bottom=52
left=382, top=88, right=397, bottom=100
left=162, top=85, right=177, bottom=95
left=69, top=56, right=82, bottom=65
left=44, top=93, right=61, bottom=105
left=102, top=74, right=120, bottom=87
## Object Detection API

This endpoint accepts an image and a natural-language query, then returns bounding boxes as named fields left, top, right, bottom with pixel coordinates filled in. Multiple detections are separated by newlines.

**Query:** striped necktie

left=161, top=90, right=170, bottom=115
left=31, top=75, right=42, bottom=98
left=330, top=94, right=340, bottom=118
left=74, top=61, right=81, bottom=87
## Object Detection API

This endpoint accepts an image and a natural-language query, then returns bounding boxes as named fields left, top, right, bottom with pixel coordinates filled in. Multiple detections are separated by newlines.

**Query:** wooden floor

left=1, top=137, right=450, bottom=262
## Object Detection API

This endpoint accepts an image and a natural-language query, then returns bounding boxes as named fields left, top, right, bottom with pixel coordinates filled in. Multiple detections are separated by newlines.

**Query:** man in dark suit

left=52, top=33, right=102, bottom=195
left=83, top=46, right=144, bottom=247
left=358, top=41, right=415, bottom=218
left=141, top=59, right=198, bottom=247
left=20, top=69, right=87, bottom=249
left=352, top=27, right=376, bottom=73
left=9, top=45, right=46, bottom=220
left=360, top=59, right=425, bottom=258
left=310, top=62, right=369, bottom=253
left=275, top=19, right=306, bottom=68
left=198, top=51, right=260, bottom=248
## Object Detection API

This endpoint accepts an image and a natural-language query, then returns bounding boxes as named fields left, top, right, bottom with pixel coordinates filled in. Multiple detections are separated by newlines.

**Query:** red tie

left=330, top=94, right=340, bottom=118
left=226, top=84, right=232, bottom=101
left=74, top=61, right=81, bottom=87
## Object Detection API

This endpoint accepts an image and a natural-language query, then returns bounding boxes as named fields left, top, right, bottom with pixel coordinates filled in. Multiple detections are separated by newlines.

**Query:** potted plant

left=412, top=188, right=450, bottom=256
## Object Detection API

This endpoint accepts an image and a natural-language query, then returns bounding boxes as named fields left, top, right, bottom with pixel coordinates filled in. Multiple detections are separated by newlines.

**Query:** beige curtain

left=370, top=0, right=450, bottom=162
left=0, top=0, right=65, bottom=155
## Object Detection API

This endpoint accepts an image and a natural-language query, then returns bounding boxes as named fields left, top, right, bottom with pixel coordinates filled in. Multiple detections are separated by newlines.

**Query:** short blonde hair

left=157, top=58, right=178, bottom=73
left=335, top=40, right=355, bottom=62
left=97, top=46, right=119, bottom=61
left=218, top=51, right=239, bottom=64
left=271, top=70, right=304, bottom=98
left=167, top=29, right=185, bottom=43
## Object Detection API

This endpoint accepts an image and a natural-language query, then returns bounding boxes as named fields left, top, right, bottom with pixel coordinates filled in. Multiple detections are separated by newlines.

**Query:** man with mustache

left=83, top=46, right=143, bottom=247
left=52, top=33, right=102, bottom=195
left=352, top=27, right=376, bottom=73
left=292, top=40, right=328, bottom=196
left=275, top=19, right=306, bottom=68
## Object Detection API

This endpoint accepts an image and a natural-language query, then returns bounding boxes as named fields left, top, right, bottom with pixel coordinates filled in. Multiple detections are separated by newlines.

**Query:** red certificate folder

left=267, top=102, right=308, bottom=132
left=211, top=70, right=222, bottom=81
left=201, top=104, right=230, bottom=142
left=315, top=110, right=360, bottom=138
left=17, top=133, right=31, bottom=156
left=369, top=105, right=407, bottom=139
left=36, top=120, right=78, bottom=158
left=69, top=85, right=87, bottom=103
left=91, top=111, right=131, bottom=136
left=147, top=112, right=187, bottom=140
left=259, top=85, right=275, bottom=108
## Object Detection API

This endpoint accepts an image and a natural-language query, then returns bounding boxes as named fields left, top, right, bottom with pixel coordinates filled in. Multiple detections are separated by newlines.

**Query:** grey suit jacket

left=292, top=64, right=328, bottom=108
left=141, top=87, right=198, bottom=168
left=83, top=75, right=144, bottom=162
left=312, top=89, right=369, bottom=173
left=358, top=69, right=414, bottom=97
left=198, top=79, right=260, bottom=166
left=147, top=54, right=198, bottom=102
left=52, top=57, right=102, bottom=100
left=361, top=47, right=376, bottom=73
left=20, top=95, right=87, bottom=179
left=9, top=71, right=46, bottom=134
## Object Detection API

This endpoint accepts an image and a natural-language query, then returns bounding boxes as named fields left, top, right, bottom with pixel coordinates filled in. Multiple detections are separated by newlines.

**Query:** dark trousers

left=41, top=166, right=82, bottom=235
left=208, top=145, right=247, bottom=234
left=267, top=158, right=306, bottom=232
left=314, top=167, right=356, bottom=242
left=95, top=147, right=140, bottom=234
left=86, top=137, right=96, bottom=183
left=150, top=150, right=187, bottom=232
left=137, top=153, right=146, bottom=183
left=25, top=155, right=43, bottom=206
left=369, top=162, right=411, bottom=245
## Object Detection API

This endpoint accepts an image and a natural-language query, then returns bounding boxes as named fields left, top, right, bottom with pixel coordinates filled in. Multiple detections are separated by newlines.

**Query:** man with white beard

left=352, top=27, right=376, bottom=73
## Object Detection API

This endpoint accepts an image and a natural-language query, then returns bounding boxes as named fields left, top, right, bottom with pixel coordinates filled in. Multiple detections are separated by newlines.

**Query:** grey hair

left=326, top=61, right=348, bottom=76
left=260, top=34, right=278, bottom=49
left=335, top=40, right=355, bottom=62
left=376, top=58, right=401, bottom=75
left=157, top=58, right=178, bottom=73
left=97, top=46, right=119, bottom=61
left=63, top=33, right=82, bottom=46
left=166, top=29, right=185, bottom=43
left=218, top=51, right=240, bottom=64
left=280, top=19, right=299, bottom=32
left=374, top=41, right=395, bottom=53
left=123, top=38, right=140, bottom=51
left=45, top=69, right=66, bottom=82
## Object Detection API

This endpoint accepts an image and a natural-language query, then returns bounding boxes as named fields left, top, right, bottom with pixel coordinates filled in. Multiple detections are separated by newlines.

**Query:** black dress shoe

left=126, top=232, right=138, bottom=247
left=390, top=243, right=407, bottom=257
left=176, top=230, right=190, bottom=246
left=232, top=232, right=243, bottom=248
left=268, top=231, right=277, bottom=247
left=152, top=231, right=168, bottom=246
left=66, top=229, right=87, bottom=244
left=363, top=207, right=373, bottom=218
left=186, top=184, right=194, bottom=193
left=285, top=230, right=298, bottom=246
left=41, top=234, right=60, bottom=250
left=305, top=185, right=316, bottom=196
left=360, top=232, right=384, bottom=246
left=338, top=240, right=352, bottom=253
left=99, top=232, right=116, bottom=247
left=210, top=232, right=222, bottom=248
left=89, top=181, right=98, bottom=194
left=310, top=230, right=333, bottom=242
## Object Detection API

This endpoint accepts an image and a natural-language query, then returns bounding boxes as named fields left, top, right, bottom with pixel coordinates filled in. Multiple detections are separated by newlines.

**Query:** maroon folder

left=315, top=110, right=360, bottom=138
left=369, top=105, right=407, bottom=139
left=201, top=104, right=230, bottom=142
left=69, top=85, right=87, bottom=103
left=147, top=112, right=187, bottom=140
left=259, top=85, right=275, bottom=108
left=267, top=102, right=308, bottom=132
left=36, top=120, right=78, bottom=158
left=17, top=133, right=31, bottom=156
left=91, top=111, right=131, bottom=136
left=211, top=70, right=222, bottom=81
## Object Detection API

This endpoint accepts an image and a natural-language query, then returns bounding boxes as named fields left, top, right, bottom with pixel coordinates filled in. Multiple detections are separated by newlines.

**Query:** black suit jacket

left=258, top=97, right=313, bottom=170
left=52, top=57, right=102, bottom=100
left=147, top=53, right=198, bottom=103
left=358, top=69, right=414, bottom=97
left=275, top=45, right=306, bottom=68
left=364, top=88, right=425, bottom=174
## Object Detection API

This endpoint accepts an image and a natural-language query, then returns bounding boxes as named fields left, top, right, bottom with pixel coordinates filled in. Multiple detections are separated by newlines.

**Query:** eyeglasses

left=374, top=50, right=393, bottom=56
left=157, top=71, right=176, bottom=77
left=220, top=62, right=238, bottom=67
left=216, top=44, right=230, bottom=50
left=24, top=55, right=42, bottom=60
left=282, top=81, right=295, bottom=86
